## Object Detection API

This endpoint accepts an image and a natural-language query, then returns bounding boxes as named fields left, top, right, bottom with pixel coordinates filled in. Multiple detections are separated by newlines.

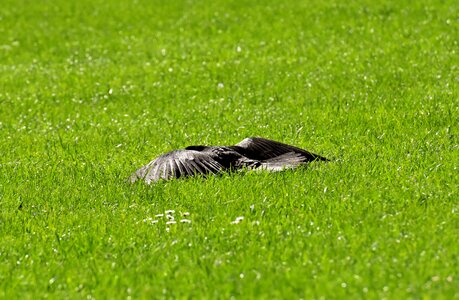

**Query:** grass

left=0, top=0, right=458, bottom=298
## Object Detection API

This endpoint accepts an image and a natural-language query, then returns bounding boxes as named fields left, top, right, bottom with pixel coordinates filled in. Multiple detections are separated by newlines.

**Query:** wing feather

left=148, top=160, right=162, bottom=183
left=129, top=160, right=155, bottom=183
left=195, top=157, right=215, bottom=174
left=202, top=159, right=220, bottom=173
left=235, top=137, right=328, bottom=161
left=131, top=149, right=224, bottom=183
left=178, top=157, right=194, bottom=176
left=174, top=157, right=186, bottom=177
left=163, top=159, right=172, bottom=179
left=186, top=159, right=205, bottom=175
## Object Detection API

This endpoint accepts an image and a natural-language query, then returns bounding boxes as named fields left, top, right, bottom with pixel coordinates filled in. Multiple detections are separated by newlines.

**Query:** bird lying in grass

left=130, top=137, right=329, bottom=184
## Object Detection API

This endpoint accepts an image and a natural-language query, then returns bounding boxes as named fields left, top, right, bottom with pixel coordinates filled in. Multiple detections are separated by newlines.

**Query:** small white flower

left=231, top=216, right=244, bottom=224
left=166, top=215, right=175, bottom=220
left=217, top=83, right=224, bottom=89
left=181, top=212, right=190, bottom=217
left=165, top=210, right=175, bottom=214
left=180, top=219, right=192, bottom=224
left=166, top=221, right=176, bottom=225
left=155, top=214, right=164, bottom=218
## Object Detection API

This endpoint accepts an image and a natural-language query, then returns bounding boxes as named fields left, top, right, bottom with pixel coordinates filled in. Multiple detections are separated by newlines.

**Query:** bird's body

left=130, top=137, right=328, bottom=184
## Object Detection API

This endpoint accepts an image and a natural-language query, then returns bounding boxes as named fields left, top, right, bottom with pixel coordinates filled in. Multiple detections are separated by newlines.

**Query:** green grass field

left=1, top=0, right=458, bottom=298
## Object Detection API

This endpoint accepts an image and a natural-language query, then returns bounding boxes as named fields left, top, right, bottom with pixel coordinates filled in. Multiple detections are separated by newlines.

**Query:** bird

left=130, top=137, right=328, bottom=184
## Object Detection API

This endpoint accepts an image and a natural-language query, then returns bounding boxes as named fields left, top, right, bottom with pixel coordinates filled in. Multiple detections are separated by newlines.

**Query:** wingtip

left=316, top=155, right=330, bottom=162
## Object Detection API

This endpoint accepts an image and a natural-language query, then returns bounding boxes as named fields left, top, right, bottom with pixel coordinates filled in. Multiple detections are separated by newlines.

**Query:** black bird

left=130, top=137, right=328, bottom=184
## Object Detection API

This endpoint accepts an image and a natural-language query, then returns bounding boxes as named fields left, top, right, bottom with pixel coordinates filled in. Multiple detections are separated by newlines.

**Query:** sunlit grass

left=0, top=0, right=458, bottom=298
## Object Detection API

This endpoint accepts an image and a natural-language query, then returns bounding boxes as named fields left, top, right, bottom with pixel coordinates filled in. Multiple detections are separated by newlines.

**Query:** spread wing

left=234, top=137, right=329, bottom=162
left=130, top=149, right=224, bottom=184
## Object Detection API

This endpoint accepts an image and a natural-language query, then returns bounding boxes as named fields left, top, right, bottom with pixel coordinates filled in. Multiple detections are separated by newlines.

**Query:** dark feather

left=131, top=150, right=225, bottom=184
left=234, top=137, right=329, bottom=161
left=258, top=152, right=307, bottom=171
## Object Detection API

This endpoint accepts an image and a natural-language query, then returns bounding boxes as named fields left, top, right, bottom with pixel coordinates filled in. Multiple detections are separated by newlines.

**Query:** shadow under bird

left=130, top=137, right=329, bottom=184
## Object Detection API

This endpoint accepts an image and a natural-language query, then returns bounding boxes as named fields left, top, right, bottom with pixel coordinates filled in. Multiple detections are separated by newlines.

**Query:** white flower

left=180, top=219, right=192, bottom=224
left=231, top=216, right=244, bottom=224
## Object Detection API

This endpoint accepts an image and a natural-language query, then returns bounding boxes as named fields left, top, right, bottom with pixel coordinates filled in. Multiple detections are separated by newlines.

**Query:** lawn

left=0, top=0, right=458, bottom=298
